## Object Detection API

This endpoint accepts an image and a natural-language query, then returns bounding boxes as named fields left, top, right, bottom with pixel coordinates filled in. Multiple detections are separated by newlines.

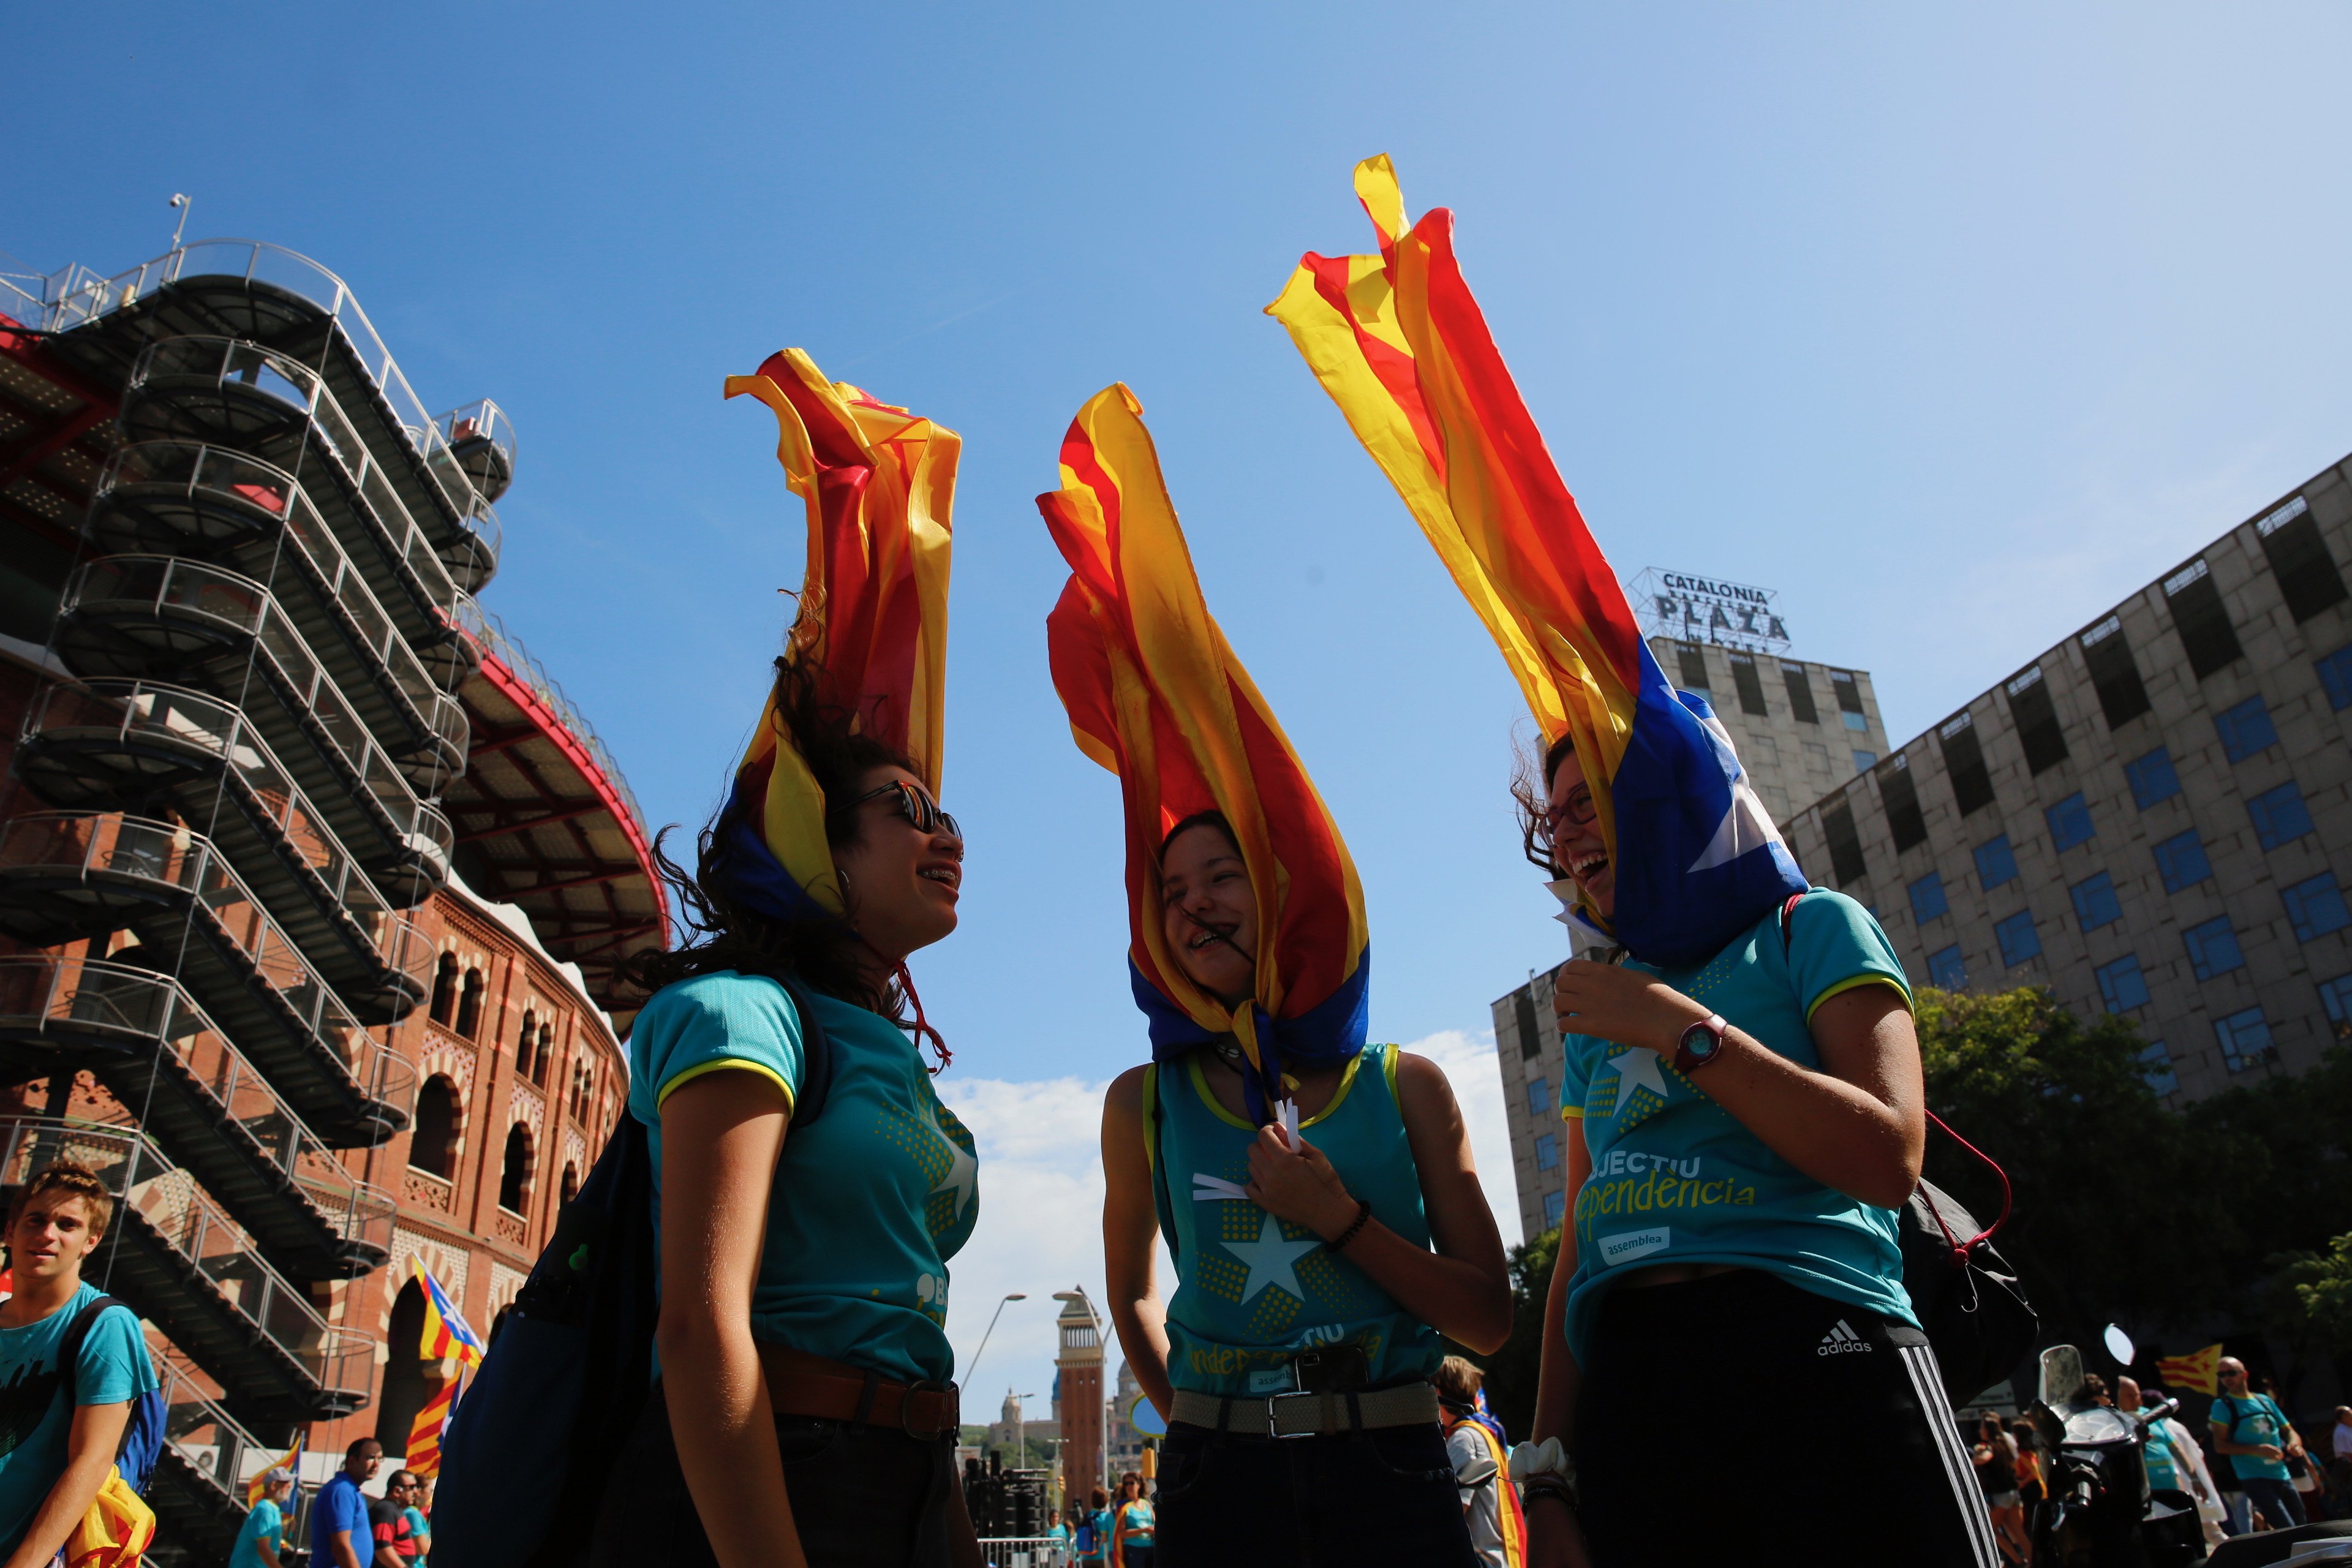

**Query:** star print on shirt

left=1223, top=1212, right=1321, bottom=1305
left=1603, top=1047, right=1667, bottom=1107
left=927, top=1108, right=977, bottom=1222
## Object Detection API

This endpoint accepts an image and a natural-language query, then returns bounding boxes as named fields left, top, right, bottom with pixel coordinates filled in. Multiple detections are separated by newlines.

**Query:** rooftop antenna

left=168, top=194, right=191, bottom=251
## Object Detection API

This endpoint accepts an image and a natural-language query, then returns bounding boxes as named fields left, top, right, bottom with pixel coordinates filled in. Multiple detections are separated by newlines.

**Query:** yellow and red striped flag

left=246, top=1433, right=303, bottom=1506
left=2155, top=1343, right=2223, bottom=1395
left=415, top=1261, right=485, bottom=1367
left=405, top=1375, right=459, bottom=1477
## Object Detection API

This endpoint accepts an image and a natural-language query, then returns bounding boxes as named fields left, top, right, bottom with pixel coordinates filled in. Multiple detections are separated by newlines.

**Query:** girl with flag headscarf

left=1273, top=159, right=1998, bottom=1568
left=1043, top=385, right=1510, bottom=1568
left=597, top=352, right=981, bottom=1568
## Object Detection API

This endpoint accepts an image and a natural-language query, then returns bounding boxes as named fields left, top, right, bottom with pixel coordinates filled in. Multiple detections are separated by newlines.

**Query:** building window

left=2214, top=1007, right=2274, bottom=1072
left=2246, top=780, right=2314, bottom=850
left=1513, top=987, right=1541, bottom=1060
left=1823, top=802, right=1868, bottom=887
left=499, top=1123, right=535, bottom=1215
left=1938, top=713, right=1996, bottom=816
left=1729, top=652, right=1769, bottom=717
left=1852, top=751, right=1877, bottom=773
left=560, top=1162, right=581, bottom=1207
left=2317, top=644, right=2352, bottom=712
left=2005, top=665, right=2070, bottom=774
left=2214, top=696, right=2279, bottom=762
left=516, top=1009, right=537, bottom=1082
left=2152, top=830, right=2213, bottom=893
left=1908, top=872, right=1948, bottom=924
left=1534, top=1133, right=1560, bottom=1172
left=1543, top=1189, right=1567, bottom=1231
left=2182, top=915, right=2244, bottom=981
left=2255, top=494, right=2349, bottom=622
left=1995, top=911, right=2041, bottom=968
left=408, top=1076, right=461, bottom=1180
left=1844, top=712, right=1869, bottom=734
left=1803, top=740, right=1831, bottom=772
left=429, top=954, right=459, bottom=1026
left=1676, top=643, right=1709, bottom=690
left=2125, top=747, right=2182, bottom=810
left=455, top=967, right=485, bottom=1039
left=2318, top=973, right=2352, bottom=1041
left=2046, top=793, right=2094, bottom=852
left=2079, top=615, right=2153, bottom=729
left=1974, top=835, right=2019, bottom=891
left=2282, top=873, right=2351, bottom=943
left=2094, top=954, right=2150, bottom=1012
left=1832, top=671, right=1864, bottom=717
left=537, top=1023, right=555, bottom=1087
left=1880, top=759, right=1926, bottom=851
left=2070, top=871, right=2123, bottom=931
left=2139, top=1042, right=2179, bottom=1096
left=1927, top=945, right=1967, bottom=990
left=1526, top=1077, right=1550, bottom=1116
left=1784, top=663, right=1819, bottom=723
left=2163, top=557, right=2244, bottom=678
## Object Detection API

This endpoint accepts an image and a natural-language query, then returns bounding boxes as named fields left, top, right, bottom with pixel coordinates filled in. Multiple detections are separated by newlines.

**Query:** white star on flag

left=1603, top=1047, right=1668, bottom=1112
left=927, top=1115, right=977, bottom=1220
left=1222, top=1211, right=1321, bottom=1304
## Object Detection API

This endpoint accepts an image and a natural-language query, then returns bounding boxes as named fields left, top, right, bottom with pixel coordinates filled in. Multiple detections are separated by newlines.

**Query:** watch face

left=1680, top=1022, right=1721, bottom=1060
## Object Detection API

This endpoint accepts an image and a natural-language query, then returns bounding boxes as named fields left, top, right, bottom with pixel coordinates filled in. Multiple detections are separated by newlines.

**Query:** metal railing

left=152, top=1352, right=284, bottom=1502
left=0, top=951, right=396, bottom=1259
left=434, top=398, right=516, bottom=500
left=0, top=812, right=420, bottom=1107
left=60, top=556, right=456, bottom=866
left=126, top=337, right=472, bottom=635
left=0, top=1117, right=377, bottom=1400
left=20, top=679, right=431, bottom=963
left=94, top=439, right=468, bottom=761
left=39, top=240, right=502, bottom=566
left=976, top=1541, right=1072, bottom=1567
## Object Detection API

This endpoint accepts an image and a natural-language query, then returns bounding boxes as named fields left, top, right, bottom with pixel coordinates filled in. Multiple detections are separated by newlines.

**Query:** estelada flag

left=1269, top=157, right=1807, bottom=965
left=2155, top=1343, right=2223, bottom=1395
left=404, top=1374, right=459, bottom=1478
left=415, top=1261, right=486, bottom=1367
left=247, top=1432, right=303, bottom=1506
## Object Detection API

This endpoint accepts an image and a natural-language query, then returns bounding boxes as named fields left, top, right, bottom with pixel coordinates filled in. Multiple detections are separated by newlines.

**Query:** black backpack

left=434, top=974, right=835, bottom=1568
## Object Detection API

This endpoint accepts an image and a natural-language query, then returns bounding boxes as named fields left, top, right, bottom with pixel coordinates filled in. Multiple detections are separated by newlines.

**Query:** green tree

left=2271, top=1232, right=2352, bottom=1355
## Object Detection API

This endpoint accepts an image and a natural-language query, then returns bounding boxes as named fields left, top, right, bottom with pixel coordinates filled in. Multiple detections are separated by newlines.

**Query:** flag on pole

left=2154, top=1343, right=2223, bottom=1395
left=404, top=1374, right=461, bottom=1478
left=246, top=1433, right=303, bottom=1506
left=414, top=1262, right=486, bottom=1367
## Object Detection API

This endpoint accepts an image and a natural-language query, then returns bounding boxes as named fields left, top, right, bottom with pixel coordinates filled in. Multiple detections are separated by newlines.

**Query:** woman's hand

left=1550, top=960, right=1708, bottom=1055
left=1245, top=1125, right=1360, bottom=1238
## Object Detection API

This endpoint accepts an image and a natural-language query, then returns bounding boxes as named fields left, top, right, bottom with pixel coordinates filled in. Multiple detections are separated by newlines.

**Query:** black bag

left=1777, top=893, right=2037, bottom=1404
left=435, top=974, right=835, bottom=1568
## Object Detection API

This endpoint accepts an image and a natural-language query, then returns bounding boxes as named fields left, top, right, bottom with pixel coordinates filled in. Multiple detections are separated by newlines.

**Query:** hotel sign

left=1627, top=567, right=1792, bottom=654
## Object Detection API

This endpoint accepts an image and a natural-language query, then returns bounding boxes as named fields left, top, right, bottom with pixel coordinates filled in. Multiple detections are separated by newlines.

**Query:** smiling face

left=831, top=765, right=963, bottom=963
left=1160, top=819, right=1257, bottom=1008
left=6, top=1193, right=99, bottom=1287
left=1547, top=748, right=1612, bottom=917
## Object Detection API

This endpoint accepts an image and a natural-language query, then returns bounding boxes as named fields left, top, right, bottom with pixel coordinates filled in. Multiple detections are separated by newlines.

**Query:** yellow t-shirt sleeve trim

left=655, top=1058, right=797, bottom=1115
left=1559, top=1100, right=1583, bottom=1120
left=1806, top=973, right=1913, bottom=1022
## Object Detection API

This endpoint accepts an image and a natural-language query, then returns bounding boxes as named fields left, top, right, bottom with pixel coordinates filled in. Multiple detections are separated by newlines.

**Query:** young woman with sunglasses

left=1517, top=736, right=2000, bottom=1568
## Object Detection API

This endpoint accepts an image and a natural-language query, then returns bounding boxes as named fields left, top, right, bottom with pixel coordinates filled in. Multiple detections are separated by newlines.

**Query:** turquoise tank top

left=1148, top=1042, right=1442, bottom=1396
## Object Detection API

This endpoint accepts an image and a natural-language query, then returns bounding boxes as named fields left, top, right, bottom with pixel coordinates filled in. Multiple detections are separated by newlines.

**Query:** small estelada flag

left=404, top=1374, right=461, bottom=1478
left=2155, top=1343, right=2223, bottom=1395
left=246, top=1433, right=303, bottom=1507
left=415, top=1261, right=486, bottom=1367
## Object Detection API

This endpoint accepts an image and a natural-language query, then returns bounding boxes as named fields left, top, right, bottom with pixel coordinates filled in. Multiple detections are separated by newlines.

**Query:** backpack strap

left=55, top=1295, right=129, bottom=1409
left=1141, top=1064, right=1178, bottom=1268
left=774, top=974, right=835, bottom=1128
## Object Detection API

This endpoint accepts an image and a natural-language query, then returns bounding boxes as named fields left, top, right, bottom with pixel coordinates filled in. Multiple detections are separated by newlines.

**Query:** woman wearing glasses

left=595, top=353, right=982, bottom=1568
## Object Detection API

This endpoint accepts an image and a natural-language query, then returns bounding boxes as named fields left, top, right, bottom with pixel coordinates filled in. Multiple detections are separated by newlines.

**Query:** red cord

left=894, top=961, right=951, bottom=1074
left=1924, top=1109, right=2011, bottom=1257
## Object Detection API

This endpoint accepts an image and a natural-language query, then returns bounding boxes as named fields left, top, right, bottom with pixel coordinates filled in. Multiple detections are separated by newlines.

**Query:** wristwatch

left=1672, top=1012, right=1730, bottom=1075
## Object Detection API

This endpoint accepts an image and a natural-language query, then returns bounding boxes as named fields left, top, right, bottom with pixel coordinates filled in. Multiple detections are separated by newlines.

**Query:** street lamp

left=962, top=1292, right=1027, bottom=1392
left=1016, top=1392, right=1038, bottom=1470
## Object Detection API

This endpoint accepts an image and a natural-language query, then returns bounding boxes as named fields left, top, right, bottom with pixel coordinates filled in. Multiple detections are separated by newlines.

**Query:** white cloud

left=1401, top=1028, right=1525, bottom=1250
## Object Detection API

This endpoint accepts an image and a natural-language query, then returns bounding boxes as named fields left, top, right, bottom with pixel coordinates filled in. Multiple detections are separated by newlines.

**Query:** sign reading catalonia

left=1627, top=567, right=1792, bottom=654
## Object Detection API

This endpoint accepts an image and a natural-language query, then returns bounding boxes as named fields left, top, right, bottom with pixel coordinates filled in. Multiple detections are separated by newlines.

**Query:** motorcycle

left=2027, top=1343, right=2207, bottom=1567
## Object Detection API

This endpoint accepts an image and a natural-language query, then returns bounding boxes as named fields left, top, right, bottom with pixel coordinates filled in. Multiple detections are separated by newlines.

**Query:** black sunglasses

left=831, top=779, right=962, bottom=843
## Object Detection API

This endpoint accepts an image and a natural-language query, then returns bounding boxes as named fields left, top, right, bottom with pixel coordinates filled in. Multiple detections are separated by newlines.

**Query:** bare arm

left=655, top=1071, right=802, bottom=1568
left=255, top=1535, right=284, bottom=1568
left=377, top=1532, right=404, bottom=1568
left=2211, top=1420, right=2283, bottom=1461
left=1525, top=1120, right=1593, bottom=1568
left=1102, top=1067, right=1174, bottom=1421
left=331, top=1531, right=363, bottom=1568
left=2, top=1398, right=132, bottom=1568
left=1551, top=963, right=1925, bottom=1208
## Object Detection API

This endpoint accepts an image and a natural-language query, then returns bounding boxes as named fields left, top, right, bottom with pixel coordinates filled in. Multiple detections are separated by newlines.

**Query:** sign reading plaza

left=1627, top=567, right=1792, bottom=654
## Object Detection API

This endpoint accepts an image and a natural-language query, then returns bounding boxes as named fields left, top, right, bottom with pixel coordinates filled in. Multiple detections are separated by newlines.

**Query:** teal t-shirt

left=630, top=971, right=980, bottom=1385
left=230, top=1498, right=285, bottom=1568
left=2210, top=1393, right=2291, bottom=1480
left=1118, top=1499, right=1155, bottom=1546
left=402, top=1503, right=430, bottom=1565
left=0, top=1283, right=159, bottom=1553
left=2141, top=1417, right=2184, bottom=1489
left=1559, top=889, right=1918, bottom=1364
left=1151, top=1043, right=1443, bottom=1397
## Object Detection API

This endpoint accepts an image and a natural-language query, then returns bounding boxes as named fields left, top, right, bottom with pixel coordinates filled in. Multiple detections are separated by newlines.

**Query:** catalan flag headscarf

left=714, top=350, right=959, bottom=924
left=1040, top=386, right=1369, bottom=1125
left=1270, top=158, right=1805, bottom=967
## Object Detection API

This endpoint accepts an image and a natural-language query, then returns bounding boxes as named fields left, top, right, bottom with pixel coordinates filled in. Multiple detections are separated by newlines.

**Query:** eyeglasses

left=831, top=779, right=962, bottom=844
left=1522, top=783, right=1597, bottom=873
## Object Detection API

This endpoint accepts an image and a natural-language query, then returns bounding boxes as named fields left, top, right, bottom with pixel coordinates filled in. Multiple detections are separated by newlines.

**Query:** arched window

left=408, top=1075, right=461, bottom=1180
left=377, top=1278, right=431, bottom=1449
left=560, top=1161, right=580, bottom=1207
left=428, top=954, right=459, bottom=1025
left=454, top=968, right=484, bottom=1038
left=535, top=1024, right=554, bottom=1087
left=516, top=1009, right=536, bottom=1082
left=498, top=1123, right=533, bottom=1215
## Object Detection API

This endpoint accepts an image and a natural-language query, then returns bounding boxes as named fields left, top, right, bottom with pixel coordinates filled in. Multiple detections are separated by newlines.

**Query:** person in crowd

left=0, top=1163, right=160, bottom=1568
left=314, top=1439, right=383, bottom=1568
left=2074, top=1376, right=2112, bottom=1408
left=1110, top=1473, right=1154, bottom=1568
left=2331, top=1406, right=2352, bottom=1502
left=370, top=1471, right=423, bottom=1566
left=1518, top=729, right=2001, bottom=1568
left=2211, top=1357, right=2309, bottom=1531
left=1077, top=1486, right=1112, bottom=1567
left=232, top=1468, right=296, bottom=1568
left=2010, top=1419, right=2045, bottom=1512
left=1972, top=1414, right=2028, bottom=1565
left=403, top=1477, right=431, bottom=1567
left=2119, top=1379, right=2223, bottom=1546
left=1050, top=390, right=1507, bottom=1568
left=588, top=351, right=979, bottom=1568
left=1436, top=1357, right=1523, bottom=1568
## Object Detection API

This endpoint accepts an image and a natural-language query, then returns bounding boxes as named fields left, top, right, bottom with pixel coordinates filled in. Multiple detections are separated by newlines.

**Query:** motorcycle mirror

left=2103, top=1324, right=2135, bottom=1367
left=2039, top=1344, right=2085, bottom=1408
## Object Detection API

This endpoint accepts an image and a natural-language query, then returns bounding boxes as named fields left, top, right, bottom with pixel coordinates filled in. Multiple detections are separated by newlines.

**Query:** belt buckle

left=901, top=1379, right=952, bottom=1441
left=1265, top=1389, right=1321, bottom=1440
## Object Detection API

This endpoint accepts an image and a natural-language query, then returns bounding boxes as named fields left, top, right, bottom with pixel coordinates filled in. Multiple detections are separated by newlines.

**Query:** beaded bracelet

left=1325, top=1198, right=1374, bottom=1253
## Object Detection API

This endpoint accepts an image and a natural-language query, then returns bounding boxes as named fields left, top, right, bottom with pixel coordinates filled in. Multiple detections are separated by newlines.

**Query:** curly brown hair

left=1510, top=730, right=1579, bottom=875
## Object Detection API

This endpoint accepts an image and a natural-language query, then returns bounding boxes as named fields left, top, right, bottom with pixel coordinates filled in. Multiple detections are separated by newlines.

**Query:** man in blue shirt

left=2209, top=1357, right=2309, bottom=1531
left=312, top=1438, right=383, bottom=1568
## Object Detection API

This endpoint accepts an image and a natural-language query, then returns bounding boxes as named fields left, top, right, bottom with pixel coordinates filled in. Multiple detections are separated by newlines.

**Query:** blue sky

left=11, top=1, right=2352, bottom=1420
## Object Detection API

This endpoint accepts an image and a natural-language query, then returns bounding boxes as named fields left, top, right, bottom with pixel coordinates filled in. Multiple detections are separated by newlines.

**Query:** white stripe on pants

left=1897, top=1343, right=2005, bottom=1568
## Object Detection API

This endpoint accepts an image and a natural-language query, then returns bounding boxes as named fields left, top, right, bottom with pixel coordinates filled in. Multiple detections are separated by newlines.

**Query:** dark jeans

left=589, top=1379, right=956, bottom=1567
left=1573, top=1270, right=1999, bottom=1568
left=1153, top=1417, right=1477, bottom=1568
left=2242, top=1476, right=2309, bottom=1531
